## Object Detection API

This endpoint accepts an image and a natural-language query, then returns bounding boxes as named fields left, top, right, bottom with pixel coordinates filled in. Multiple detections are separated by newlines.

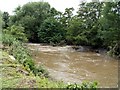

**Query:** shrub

left=66, top=81, right=98, bottom=90
left=3, top=25, right=28, bottom=42
left=2, top=33, right=48, bottom=77
left=2, top=34, right=17, bottom=46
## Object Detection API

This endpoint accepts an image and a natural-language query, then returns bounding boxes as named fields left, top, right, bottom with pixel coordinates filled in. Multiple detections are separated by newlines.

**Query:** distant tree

left=2, top=12, right=9, bottom=29
left=100, top=2, right=120, bottom=57
left=10, top=2, right=52, bottom=42
left=38, top=17, right=65, bottom=45
left=66, top=16, right=88, bottom=45
left=60, top=7, right=74, bottom=27
left=65, top=2, right=103, bottom=46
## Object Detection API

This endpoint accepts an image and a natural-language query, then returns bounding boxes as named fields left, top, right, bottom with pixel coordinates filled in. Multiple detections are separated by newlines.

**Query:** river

left=27, top=43, right=118, bottom=88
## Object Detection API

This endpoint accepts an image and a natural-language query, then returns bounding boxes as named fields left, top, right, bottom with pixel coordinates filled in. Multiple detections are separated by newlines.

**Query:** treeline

left=2, top=1, right=120, bottom=58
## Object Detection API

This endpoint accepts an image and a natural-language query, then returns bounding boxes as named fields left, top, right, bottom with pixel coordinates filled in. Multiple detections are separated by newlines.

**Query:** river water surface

left=27, top=43, right=118, bottom=88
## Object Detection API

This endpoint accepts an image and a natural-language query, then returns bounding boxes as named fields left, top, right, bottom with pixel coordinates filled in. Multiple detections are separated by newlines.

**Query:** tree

left=76, top=2, right=103, bottom=47
left=60, top=7, right=74, bottom=27
left=38, top=17, right=65, bottom=45
left=10, top=2, right=52, bottom=42
left=100, top=2, right=120, bottom=57
left=2, top=12, right=9, bottom=29
left=66, top=16, right=88, bottom=45
left=62, top=2, right=104, bottom=46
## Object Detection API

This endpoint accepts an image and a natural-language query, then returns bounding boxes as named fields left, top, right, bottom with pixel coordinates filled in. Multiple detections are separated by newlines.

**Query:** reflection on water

left=27, top=43, right=118, bottom=88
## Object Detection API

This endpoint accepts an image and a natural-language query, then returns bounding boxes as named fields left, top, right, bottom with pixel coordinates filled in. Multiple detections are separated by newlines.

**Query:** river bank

left=1, top=51, right=67, bottom=88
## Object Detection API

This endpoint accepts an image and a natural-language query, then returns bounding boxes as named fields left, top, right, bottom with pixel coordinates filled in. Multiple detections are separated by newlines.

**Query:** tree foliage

left=38, top=17, right=65, bottom=44
left=3, top=25, right=28, bottom=42
left=10, top=2, right=54, bottom=42
left=2, top=12, right=9, bottom=28
left=6, top=1, right=120, bottom=57
left=100, top=2, right=120, bottom=57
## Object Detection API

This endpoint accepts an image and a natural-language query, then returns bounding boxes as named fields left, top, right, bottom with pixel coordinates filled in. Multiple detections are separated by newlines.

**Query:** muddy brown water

left=27, top=43, right=118, bottom=88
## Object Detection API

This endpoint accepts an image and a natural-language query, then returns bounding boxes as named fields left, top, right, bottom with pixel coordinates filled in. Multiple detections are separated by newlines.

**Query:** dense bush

left=38, top=17, right=65, bottom=45
left=2, top=33, right=49, bottom=77
left=66, top=17, right=88, bottom=45
left=3, top=25, right=28, bottom=42
left=2, top=33, right=17, bottom=46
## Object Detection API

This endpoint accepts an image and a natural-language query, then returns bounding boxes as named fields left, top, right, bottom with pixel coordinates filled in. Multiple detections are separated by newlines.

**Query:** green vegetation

left=1, top=0, right=119, bottom=88
left=38, top=17, right=65, bottom=45
left=1, top=51, right=65, bottom=88
left=100, top=2, right=120, bottom=57
left=3, top=25, right=28, bottom=42
left=2, top=31, right=49, bottom=77
left=2, top=1, right=119, bottom=57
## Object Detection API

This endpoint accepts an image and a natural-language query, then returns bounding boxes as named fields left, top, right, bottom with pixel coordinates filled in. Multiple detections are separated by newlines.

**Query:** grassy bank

left=1, top=51, right=66, bottom=88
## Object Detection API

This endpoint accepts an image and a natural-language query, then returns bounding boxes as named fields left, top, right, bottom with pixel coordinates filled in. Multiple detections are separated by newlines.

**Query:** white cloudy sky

left=0, top=0, right=92, bottom=15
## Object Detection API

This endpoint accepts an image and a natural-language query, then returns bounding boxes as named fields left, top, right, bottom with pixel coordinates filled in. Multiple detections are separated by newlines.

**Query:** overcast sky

left=0, top=0, right=92, bottom=15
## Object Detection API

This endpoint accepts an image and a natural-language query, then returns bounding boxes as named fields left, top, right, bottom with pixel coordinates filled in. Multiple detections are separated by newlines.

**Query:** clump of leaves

left=3, top=25, right=28, bottom=42
left=66, top=81, right=98, bottom=90
left=33, top=65, right=49, bottom=78
left=2, top=33, right=17, bottom=46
